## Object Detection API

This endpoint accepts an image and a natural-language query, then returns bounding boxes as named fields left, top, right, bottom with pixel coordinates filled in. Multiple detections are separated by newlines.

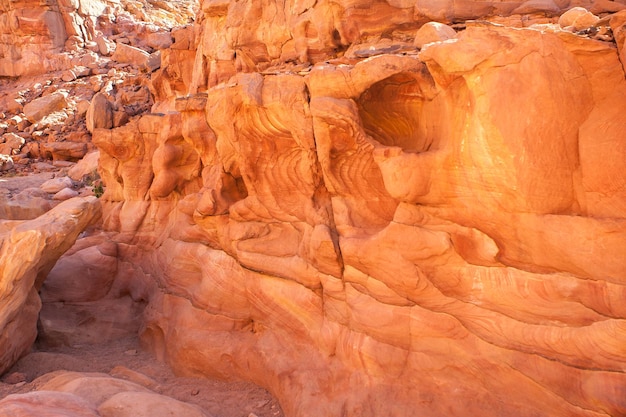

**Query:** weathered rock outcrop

left=0, top=0, right=196, bottom=77
left=1, top=0, right=623, bottom=416
left=0, top=197, right=101, bottom=375
left=83, top=1, right=626, bottom=416
left=0, top=371, right=213, bottom=417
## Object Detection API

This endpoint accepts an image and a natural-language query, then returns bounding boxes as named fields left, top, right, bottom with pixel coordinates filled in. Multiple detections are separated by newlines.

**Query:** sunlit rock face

left=0, top=0, right=196, bottom=76
left=92, top=1, right=626, bottom=416
left=0, top=0, right=69, bottom=76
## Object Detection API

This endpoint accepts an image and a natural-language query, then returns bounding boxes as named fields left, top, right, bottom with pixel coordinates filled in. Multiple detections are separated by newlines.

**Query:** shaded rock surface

left=0, top=197, right=101, bottom=375
left=0, top=337, right=284, bottom=417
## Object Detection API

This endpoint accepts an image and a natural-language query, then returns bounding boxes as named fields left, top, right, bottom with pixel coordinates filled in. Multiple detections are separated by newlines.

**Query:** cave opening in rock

left=356, top=72, right=437, bottom=153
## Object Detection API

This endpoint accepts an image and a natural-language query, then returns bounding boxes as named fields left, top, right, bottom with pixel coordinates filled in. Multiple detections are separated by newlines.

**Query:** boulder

left=41, top=142, right=88, bottom=161
left=111, top=43, right=151, bottom=69
left=0, top=188, right=53, bottom=220
left=98, top=392, right=212, bottom=417
left=31, top=162, right=56, bottom=172
left=95, top=34, right=116, bottom=56
left=68, top=151, right=100, bottom=181
left=0, top=97, right=23, bottom=114
left=23, top=92, right=69, bottom=123
left=41, top=176, right=74, bottom=194
left=0, top=133, right=25, bottom=155
left=86, top=93, right=113, bottom=133
left=53, top=188, right=80, bottom=201
left=0, top=391, right=100, bottom=417
left=558, top=7, right=600, bottom=30
left=38, top=296, right=142, bottom=347
left=511, top=0, right=560, bottom=14
left=414, top=22, right=457, bottom=48
left=0, top=154, right=14, bottom=171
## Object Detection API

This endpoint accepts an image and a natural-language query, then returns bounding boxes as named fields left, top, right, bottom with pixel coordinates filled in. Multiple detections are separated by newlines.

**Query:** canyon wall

left=42, top=0, right=626, bottom=416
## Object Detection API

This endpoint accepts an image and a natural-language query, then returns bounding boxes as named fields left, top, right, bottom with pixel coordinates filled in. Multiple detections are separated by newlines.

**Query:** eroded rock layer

left=82, top=1, right=626, bottom=416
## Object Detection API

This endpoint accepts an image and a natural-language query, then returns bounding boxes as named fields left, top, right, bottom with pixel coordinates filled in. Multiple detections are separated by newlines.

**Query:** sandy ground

left=0, top=336, right=284, bottom=417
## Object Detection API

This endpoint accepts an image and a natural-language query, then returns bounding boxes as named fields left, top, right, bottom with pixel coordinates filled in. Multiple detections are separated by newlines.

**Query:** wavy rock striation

left=68, top=0, right=626, bottom=416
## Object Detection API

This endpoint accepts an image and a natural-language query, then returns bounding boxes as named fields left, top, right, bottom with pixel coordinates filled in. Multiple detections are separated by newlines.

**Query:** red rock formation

left=0, top=197, right=101, bottom=375
left=82, top=1, right=626, bottom=415
left=0, top=0, right=622, bottom=416
left=0, top=0, right=196, bottom=76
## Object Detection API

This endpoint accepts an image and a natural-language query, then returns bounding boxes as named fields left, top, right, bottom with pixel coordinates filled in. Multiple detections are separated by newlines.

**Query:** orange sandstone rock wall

left=93, top=1, right=626, bottom=416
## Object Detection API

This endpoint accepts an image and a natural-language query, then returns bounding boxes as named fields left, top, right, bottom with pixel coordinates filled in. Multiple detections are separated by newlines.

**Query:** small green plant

left=92, top=181, right=104, bottom=198
left=84, top=170, right=104, bottom=198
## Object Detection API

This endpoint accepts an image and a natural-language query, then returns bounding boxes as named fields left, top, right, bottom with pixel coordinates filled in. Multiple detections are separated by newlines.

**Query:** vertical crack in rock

left=304, top=83, right=346, bottom=279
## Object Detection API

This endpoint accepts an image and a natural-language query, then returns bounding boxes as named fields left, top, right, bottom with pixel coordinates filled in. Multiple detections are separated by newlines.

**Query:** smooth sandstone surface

left=1, top=0, right=625, bottom=416
left=85, top=2, right=626, bottom=416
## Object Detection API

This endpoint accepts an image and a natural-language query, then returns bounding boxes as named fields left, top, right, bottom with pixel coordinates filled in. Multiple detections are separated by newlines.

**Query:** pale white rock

left=0, top=154, right=13, bottom=171
left=78, top=0, right=108, bottom=16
